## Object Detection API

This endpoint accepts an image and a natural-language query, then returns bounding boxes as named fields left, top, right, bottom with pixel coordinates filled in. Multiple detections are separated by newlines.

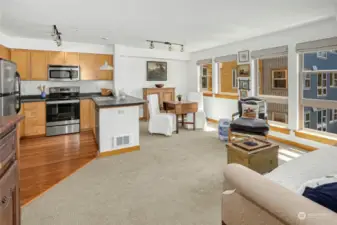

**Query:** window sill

left=214, top=93, right=239, bottom=100
left=202, top=92, right=213, bottom=97
left=294, top=129, right=337, bottom=146
left=269, top=122, right=290, bottom=135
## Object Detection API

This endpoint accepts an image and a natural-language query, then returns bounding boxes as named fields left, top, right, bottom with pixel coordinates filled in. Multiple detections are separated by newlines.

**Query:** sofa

left=222, top=146, right=337, bottom=225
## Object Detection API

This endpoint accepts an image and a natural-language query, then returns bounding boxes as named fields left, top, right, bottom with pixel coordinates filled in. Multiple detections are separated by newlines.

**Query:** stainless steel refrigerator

left=0, top=59, right=21, bottom=116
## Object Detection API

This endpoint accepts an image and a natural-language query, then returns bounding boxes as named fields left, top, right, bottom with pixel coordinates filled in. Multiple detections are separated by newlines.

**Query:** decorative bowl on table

left=155, top=84, right=164, bottom=88
left=101, top=88, right=112, bottom=96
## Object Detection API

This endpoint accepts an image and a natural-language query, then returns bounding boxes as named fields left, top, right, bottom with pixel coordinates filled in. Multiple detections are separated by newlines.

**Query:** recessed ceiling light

left=101, top=37, right=109, bottom=40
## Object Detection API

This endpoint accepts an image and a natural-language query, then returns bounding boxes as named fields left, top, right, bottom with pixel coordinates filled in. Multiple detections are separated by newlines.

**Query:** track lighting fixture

left=146, top=40, right=184, bottom=52
left=51, top=25, right=62, bottom=47
left=149, top=41, right=154, bottom=49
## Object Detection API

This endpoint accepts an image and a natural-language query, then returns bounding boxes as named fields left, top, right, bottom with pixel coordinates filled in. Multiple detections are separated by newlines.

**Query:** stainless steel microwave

left=48, top=65, right=80, bottom=81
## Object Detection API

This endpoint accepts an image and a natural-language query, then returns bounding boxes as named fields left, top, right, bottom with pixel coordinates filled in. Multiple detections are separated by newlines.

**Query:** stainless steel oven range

left=46, top=86, right=80, bottom=136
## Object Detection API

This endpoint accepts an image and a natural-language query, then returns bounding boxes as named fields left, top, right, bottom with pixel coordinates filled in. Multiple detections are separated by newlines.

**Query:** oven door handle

left=46, top=100, right=80, bottom=105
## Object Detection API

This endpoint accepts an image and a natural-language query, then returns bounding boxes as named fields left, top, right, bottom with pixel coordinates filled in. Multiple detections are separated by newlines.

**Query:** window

left=218, top=60, right=237, bottom=94
left=272, top=69, right=288, bottom=89
left=232, top=68, right=237, bottom=88
left=330, top=73, right=337, bottom=87
left=317, top=51, right=327, bottom=59
left=304, top=112, right=310, bottom=128
left=332, top=109, right=337, bottom=122
left=317, top=109, right=327, bottom=132
left=200, top=64, right=212, bottom=91
left=272, top=112, right=288, bottom=123
left=304, top=74, right=311, bottom=89
left=256, top=54, right=288, bottom=125
left=317, top=73, right=327, bottom=97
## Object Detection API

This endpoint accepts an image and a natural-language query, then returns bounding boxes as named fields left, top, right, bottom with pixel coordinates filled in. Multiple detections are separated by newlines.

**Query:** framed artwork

left=238, top=79, right=250, bottom=90
left=147, top=61, right=167, bottom=81
left=239, top=90, right=248, bottom=98
left=237, top=50, right=250, bottom=64
left=237, top=64, right=250, bottom=77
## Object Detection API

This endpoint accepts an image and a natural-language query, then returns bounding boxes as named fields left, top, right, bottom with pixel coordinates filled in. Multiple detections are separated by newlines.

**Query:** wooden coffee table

left=226, top=139, right=279, bottom=174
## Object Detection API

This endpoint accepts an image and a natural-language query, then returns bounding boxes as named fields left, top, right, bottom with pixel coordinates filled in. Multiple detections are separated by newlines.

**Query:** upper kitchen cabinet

left=97, top=54, right=113, bottom=80
left=0, top=45, right=10, bottom=60
left=48, top=51, right=65, bottom=65
left=79, top=53, right=98, bottom=80
left=48, top=51, right=79, bottom=66
left=10, top=49, right=31, bottom=80
left=65, top=52, right=79, bottom=65
left=30, top=50, right=48, bottom=80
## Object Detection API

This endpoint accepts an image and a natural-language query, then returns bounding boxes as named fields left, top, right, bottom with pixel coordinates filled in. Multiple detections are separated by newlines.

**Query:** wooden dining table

left=163, top=100, right=198, bottom=134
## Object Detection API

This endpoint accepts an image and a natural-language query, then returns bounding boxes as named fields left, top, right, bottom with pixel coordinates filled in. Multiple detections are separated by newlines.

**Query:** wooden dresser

left=143, top=87, right=175, bottom=121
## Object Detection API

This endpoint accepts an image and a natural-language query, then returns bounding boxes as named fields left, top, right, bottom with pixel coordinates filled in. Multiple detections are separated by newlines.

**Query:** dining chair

left=185, top=92, right=206, bottom=129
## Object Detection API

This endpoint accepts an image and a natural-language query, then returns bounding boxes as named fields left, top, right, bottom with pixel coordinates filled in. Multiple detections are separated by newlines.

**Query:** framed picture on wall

left=147, top=61, right=167, bottom=81
left=237, top=50, right=250, bottom=65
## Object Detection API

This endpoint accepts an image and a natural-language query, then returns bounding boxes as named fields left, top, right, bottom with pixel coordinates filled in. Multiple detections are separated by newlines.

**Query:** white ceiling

left=0, top=0, right=336, bottom=52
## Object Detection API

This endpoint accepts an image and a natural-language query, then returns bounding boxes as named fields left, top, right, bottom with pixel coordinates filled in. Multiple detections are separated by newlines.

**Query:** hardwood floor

left=19, top=131, right=97, bottom=206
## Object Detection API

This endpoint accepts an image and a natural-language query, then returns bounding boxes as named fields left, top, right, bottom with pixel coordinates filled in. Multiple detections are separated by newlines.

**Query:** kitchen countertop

left=21, top=93, right=146, bottom=108
left=93, top=95, right=146, bottom=108
left=0, top=115, right=24, bottom=135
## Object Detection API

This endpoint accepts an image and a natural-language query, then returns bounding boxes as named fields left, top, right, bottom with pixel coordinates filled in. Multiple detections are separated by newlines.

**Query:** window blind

left=214, top=54, right=237, bottom=63
left=296, top=37, right=337, bottom=53
left=251, top=46, right=288, bottom=59
left=196, top=58, right=212, bottom=65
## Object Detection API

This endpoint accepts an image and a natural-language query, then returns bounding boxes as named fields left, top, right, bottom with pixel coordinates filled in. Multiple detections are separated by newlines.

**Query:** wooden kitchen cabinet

left=0, top=45, right=10, bottom=60
left=30, top=50, right=48, bottom=80
left=23, top=102, right=46, bottom=137
left=80, top=99, right=92, bottom=131
left=48, top=51, right=65, bottom=65
left=10, top=49, right=31, bottom=80
left=91, top=100, right=96, bottom=138
left=65, top=52, right=79, bottom=65
left=96, top=54, right=113, bottom=80
left=79, top=53, right=98, bottom=80
left=17, top=105, right=25, bottom=139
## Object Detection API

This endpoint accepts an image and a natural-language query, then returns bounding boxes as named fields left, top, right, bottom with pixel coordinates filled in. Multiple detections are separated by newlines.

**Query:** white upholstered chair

left=147, top=94, right=176, bottom=136
left=185, top=92, right=206, bottom=129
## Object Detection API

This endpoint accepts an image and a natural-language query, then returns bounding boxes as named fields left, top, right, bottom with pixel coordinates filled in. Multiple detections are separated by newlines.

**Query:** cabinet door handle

left=1, top=194, right=12, bottom=209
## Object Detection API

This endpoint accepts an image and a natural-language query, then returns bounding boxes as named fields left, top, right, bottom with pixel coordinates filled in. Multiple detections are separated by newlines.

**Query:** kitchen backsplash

left=21, top=81, right=114, bottom=95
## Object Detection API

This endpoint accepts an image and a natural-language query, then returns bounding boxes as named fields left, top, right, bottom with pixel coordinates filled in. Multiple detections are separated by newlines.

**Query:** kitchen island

left=92, top=95, right=146, bottom=156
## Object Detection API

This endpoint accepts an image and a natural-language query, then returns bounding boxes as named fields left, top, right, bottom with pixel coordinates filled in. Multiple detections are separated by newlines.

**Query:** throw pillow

left=303, top=182, right=337, bottom=213
left=242, top=103, right=259, bottom=119
left=297, top=175, right=337, bottom=194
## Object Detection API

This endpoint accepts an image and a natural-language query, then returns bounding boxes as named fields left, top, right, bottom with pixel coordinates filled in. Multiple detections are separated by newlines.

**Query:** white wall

left=114, top=45, right=190, bottom=116
left=0, top=31, right=11, bottom=47
left=189, top=17, right=337, bottom=149
left=21, top=80, right=113, bottom=95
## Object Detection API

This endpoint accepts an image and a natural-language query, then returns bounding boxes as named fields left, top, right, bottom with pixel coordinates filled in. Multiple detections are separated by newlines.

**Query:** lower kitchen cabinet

left=23, top=102, right=46, bottom=137
left=80, top=99, right=91, bottom=131
left=91, top=100, right=96, bottom=139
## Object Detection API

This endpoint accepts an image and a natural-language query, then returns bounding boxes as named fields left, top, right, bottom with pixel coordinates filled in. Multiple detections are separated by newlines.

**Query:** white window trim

left=331, top=109, right=337, bottom=122
left=200, top=66, right=210, bottom=92
left=303, top=74, right=311, bottom=90
left=271, top=69, right=288, bottom=89
left=317, top=109, right=327, bottom=131
left=317, top=51, right=328, bottom=60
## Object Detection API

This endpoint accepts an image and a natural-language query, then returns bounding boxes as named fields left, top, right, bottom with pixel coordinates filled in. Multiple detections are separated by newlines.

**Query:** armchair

left=228, top=97, right=269, bottom=142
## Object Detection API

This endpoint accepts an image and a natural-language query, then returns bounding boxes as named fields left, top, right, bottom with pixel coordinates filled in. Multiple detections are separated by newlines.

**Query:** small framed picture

left=237, top=50, right=250, bottom=64
left=240, top=90, right=248, bottom=98
left=238, top=79, right=250, bottom=90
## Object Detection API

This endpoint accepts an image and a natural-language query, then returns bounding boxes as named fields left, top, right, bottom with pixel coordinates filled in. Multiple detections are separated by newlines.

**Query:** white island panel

left=99, top=105, right=140, bottom=153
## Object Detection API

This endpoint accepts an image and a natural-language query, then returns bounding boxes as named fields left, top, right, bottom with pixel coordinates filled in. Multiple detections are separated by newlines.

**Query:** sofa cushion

left=264, top=146, right=337, bottom=192
left=230, top=117, right=269, bottom=136
left=297, top=175, right=337, bottom=194
left=303, top=182, right=337, bottom=213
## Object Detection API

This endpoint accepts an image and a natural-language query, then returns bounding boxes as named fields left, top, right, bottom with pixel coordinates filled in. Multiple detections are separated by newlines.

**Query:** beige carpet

left=22, top=123, right=227, bottom=225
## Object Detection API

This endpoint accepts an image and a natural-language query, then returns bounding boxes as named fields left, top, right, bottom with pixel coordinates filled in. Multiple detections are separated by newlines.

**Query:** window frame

left=304, top=111, right=310, bottom=128
left=271, top=69, right=288, bottom=89
left=303, top=74, right=311, bottom=90
left=271, top=112, right=288, bottom=124
left=200, top=65, right=212, bottom=92
left=330, top=73, right=337, bottom=88
left=232, top=68, right=238, bottom=89
left=317, top=73, right=327, bottom=97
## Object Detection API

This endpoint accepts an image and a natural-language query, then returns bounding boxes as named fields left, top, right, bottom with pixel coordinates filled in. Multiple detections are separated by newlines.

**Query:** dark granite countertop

left=0, top=115, right=24, bottom=135
left=21, top=93, right=146, bottom=108
left=93, top=95, right=146, bottom=108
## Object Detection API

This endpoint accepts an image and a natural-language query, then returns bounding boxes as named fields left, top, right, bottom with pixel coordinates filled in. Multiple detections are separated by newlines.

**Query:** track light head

left=180, top=45, right=184, bottom=52
left=149, top=41, right=154, bottom=49
left=168, top=44, right=172, bottom=51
